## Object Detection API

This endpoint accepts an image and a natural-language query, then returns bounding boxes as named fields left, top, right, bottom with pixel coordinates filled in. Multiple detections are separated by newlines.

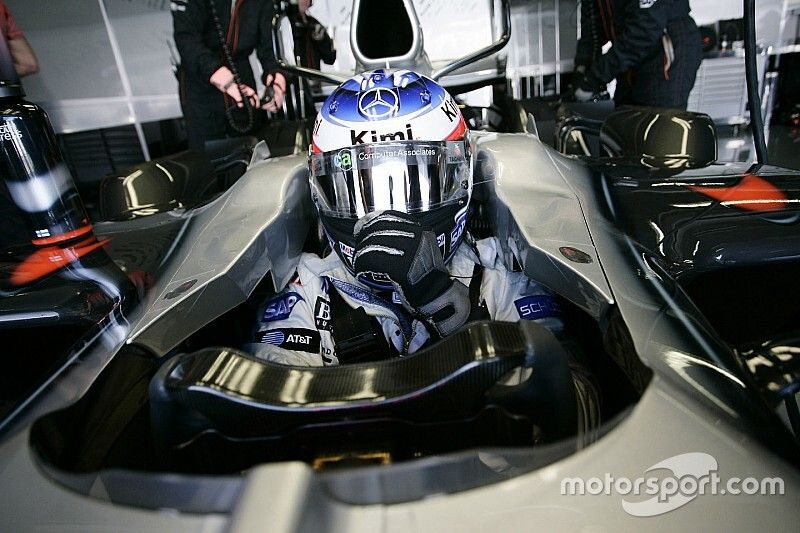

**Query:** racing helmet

left=309, top=69, right=472, bottom=279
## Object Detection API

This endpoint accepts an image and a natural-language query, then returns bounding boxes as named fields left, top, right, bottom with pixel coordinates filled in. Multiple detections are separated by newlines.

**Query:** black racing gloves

left=353, top=211, right=470, bottom=337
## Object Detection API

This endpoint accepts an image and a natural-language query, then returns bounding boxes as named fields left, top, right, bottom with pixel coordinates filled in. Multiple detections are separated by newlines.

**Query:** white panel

left=6, top=0, right=179, bottom=134
left=690, top=0, right=744, bottom=26
left=687, top=53, right=767, bottom=123
left=103, top=0, right=179, bottom=98
left=506, top=0, right=576, bottom=78
left=7, top=0, right=126, bottom=101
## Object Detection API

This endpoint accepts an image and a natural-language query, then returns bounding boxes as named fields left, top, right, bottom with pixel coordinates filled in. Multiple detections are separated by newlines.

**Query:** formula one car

left=0, top=1, right=798, bottom=531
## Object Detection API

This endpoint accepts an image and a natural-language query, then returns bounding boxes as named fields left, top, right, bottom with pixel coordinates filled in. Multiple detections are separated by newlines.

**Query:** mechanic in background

left=286, top=0, right=336, bottom=114
left=571, top=0, right=702, bottom=110
left=171, top=0, right=286, bottom=151
left=0, top=1, right=38, bottom=78
left=287, top=0, right=336, bottom=70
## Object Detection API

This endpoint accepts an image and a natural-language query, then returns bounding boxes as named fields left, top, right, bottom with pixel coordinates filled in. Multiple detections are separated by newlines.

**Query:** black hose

left=207, top=0, right=255, bottom=134
left=743, top=0, right=768, bottom=165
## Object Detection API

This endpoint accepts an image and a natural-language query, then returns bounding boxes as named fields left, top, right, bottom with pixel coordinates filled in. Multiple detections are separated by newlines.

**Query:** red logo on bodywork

left=688, top=174, right=787, bottom=212
left=11, top=237, right=108, bottom=286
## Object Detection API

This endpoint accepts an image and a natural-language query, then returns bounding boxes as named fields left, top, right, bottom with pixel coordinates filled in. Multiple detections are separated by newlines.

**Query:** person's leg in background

left=181, top=98, right=227, bottom=152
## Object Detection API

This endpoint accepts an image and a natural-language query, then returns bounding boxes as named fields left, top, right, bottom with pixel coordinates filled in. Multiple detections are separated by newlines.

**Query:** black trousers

left=179, top=64, right=266, bottom=152
left=614, top=17, right=702, bottom=110
left=181, top=94, right=266, bottom=152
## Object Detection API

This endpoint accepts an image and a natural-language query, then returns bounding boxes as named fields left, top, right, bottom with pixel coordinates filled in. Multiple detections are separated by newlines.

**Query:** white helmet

left=308, top=69, right=472, bottom=276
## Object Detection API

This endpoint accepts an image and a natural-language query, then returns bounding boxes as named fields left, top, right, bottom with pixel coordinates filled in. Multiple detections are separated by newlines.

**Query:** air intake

left=350, top=0, right=430, bottom=74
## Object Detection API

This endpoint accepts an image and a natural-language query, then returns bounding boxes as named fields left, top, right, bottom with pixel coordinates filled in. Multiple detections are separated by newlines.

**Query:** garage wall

left=6, top=0, right=179, bottom=135
left=692, top=0, right=787, bottom=49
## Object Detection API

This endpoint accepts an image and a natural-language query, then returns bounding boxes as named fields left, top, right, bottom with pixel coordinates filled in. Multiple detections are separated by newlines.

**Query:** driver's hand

left=262, top=72, right=286, bottom=113
left=353, top=210, right=470, bottom=337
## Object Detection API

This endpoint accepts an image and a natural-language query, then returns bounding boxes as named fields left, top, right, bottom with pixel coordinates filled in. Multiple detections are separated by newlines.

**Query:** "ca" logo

left=333, top=149, right=353, bottom=171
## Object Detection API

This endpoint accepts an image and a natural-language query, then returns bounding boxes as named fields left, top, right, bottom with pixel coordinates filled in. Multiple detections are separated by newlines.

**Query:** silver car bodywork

left=1, top=130, right=798, bottom=532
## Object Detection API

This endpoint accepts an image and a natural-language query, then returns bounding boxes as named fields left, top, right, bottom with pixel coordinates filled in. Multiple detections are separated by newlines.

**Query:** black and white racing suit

left=245, top=235, right=562, bottom=366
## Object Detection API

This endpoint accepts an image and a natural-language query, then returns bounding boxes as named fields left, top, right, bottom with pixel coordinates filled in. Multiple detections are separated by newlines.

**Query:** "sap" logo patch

left=450, top=207, right=468, bottom=248
left=263, top=292, right=303, bottom=322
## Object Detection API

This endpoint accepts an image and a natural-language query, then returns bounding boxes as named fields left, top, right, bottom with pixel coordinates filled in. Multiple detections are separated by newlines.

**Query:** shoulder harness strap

left=327, top=278, right=394, bottom=364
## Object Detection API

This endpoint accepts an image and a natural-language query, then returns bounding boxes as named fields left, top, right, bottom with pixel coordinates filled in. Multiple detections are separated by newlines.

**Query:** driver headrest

left=600, top=106, right=718, bottom=170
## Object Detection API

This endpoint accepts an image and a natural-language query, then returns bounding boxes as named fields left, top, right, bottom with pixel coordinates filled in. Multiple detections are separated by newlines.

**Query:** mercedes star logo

left=358, top=88, right=399, bottom=118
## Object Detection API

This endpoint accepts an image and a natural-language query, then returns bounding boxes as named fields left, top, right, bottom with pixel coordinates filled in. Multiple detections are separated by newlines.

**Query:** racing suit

left=576, top=0, right=702, bottom=109
left=245, top=235, right=562, bottom=366
left=172, top=0, right=280, bottom=150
